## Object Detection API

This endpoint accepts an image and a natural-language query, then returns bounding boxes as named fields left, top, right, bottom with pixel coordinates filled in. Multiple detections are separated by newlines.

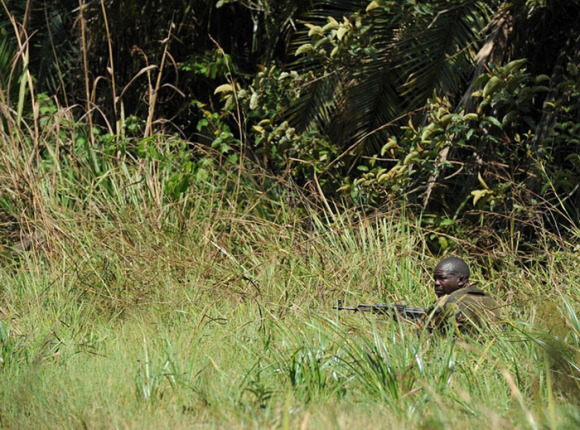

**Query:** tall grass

left=0, top=122, right=578, bottom=428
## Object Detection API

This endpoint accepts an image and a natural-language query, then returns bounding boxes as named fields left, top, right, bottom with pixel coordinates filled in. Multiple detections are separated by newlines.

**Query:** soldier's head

left=433, top=257, right=470, bottom=298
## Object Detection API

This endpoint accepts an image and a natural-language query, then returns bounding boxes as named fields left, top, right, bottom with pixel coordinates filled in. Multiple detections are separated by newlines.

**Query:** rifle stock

left=333, top=299, right=425, bottom=321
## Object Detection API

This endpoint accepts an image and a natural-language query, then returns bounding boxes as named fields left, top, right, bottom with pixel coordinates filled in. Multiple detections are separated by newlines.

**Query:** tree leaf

left=295, top=44, right=314, bottom=56
left=366, top=1, right=381, bottom=12
left=337, top=26, right=349, bottom=40
left=482, top=76, right=503, bottom=98
left=471, top=189, right=492, bottom=205
left=214, top=84, right=233, bottom=95
left=483, top=116, right=502, bottom=129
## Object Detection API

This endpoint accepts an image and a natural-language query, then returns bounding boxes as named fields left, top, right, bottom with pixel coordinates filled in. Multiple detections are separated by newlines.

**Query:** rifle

left=333, top=299, right=426, bottom=321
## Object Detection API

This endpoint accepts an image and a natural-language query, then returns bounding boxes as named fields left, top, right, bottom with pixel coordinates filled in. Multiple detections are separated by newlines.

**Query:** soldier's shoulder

left=449, top=283, right=492, bottom=297
left=444, top=284, right=480, bottom=301
left=463, top=283, right=489, bottom=294
left=449, top=284, right=499, bottom=306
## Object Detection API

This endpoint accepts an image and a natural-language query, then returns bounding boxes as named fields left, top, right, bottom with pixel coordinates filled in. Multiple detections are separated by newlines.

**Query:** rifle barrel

left=334, top=301, right=425, bottom=320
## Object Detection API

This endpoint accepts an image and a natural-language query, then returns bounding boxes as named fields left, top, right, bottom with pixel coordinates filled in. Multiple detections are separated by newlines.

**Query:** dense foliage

left=1, top=0, right=579, bottom=251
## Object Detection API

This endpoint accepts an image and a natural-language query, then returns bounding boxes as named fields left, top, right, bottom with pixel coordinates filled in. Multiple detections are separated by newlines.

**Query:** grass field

left=1, top=100, right=579, bottom=429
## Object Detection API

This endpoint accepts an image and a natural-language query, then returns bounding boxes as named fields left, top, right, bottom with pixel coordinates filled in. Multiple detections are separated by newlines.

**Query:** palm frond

left=329, top=68, right=404, bottom=154
left=396, top=2, right=492, bottom=108
left=0, top=37, right=16, bottom=91
left=285, top=73, right=342, bottom=132
left=287, top=0, right=501, bottom=158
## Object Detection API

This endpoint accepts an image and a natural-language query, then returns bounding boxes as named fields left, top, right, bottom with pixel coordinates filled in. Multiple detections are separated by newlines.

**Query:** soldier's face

left=434, top=267, right=465, bottom=297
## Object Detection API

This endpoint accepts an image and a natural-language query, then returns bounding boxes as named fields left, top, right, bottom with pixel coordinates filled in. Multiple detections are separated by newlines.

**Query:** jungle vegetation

left=0, top=0, right=579, bottom=428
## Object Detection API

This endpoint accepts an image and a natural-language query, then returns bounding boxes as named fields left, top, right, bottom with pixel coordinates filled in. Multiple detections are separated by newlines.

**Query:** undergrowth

left=0, top=95, right=579, bottom=429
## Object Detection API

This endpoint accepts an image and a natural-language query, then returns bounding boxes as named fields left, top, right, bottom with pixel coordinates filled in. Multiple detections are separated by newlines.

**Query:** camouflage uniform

left=427, top=284, right=501, bottom=332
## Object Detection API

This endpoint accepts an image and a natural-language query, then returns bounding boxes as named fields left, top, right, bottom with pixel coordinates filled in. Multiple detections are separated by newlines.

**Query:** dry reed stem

left=77, top=0, right=94, bottom=144
left=99, top=0, right=118, bottom=136
left=144, top=22, right=174, bottom=138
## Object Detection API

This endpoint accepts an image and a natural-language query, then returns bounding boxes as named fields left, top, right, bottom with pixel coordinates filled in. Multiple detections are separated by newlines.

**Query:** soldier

left=333, top=256, right=501, bottom=332
left=427, top=257, right=501, bottom=332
